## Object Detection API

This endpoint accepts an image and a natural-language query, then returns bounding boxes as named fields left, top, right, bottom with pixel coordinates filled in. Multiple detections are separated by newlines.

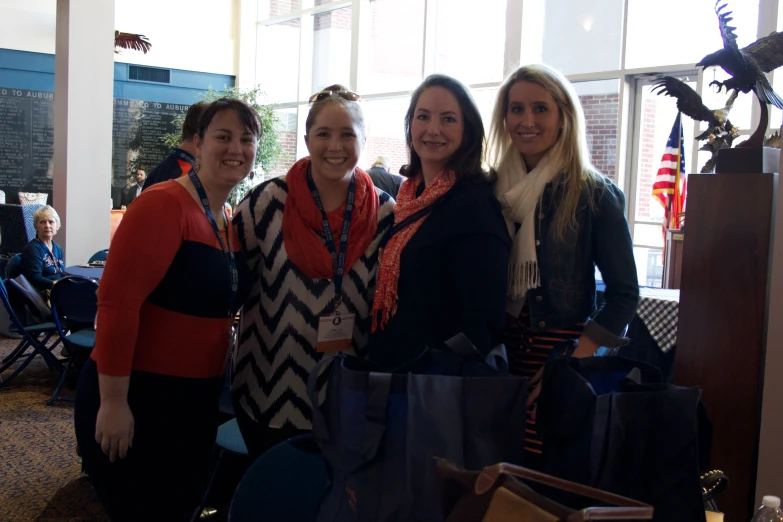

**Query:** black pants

left=231, top=394, right=306, bottom=462
left=74, top=359, right=222, bottom=522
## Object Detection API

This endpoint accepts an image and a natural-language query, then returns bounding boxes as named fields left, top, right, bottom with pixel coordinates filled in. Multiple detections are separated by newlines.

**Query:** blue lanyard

left=306, top=167, right=356, bottom=297
left=188, top=170, right=238, bottom=317
left=172, top=148, right=196, bottom=166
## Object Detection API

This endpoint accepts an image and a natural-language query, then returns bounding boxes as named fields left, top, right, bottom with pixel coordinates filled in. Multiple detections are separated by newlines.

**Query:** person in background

left=121, top=167, right=147, bottom=207
left=231, top=85, right=395, bottom=459
left=368, top=74, right=510, bottom=370
left=488, top=64, right=638, bottom=465
left=21, top=205, right=65, bottom=296
left=142, top=101, right=207, bottom=191
left=366, top=155, right=402, bottom=198
left=74, top=98, right=257, bottom=521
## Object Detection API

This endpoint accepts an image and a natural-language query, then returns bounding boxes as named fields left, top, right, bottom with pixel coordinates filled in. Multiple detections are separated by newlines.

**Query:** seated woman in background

left=74, top=98, right=256, bottom=521
left=488, top=64, right=638, bottom=464
left=231, top=84, right=395, bottom=460
left=21, top=205, right=65, bottom=295
left=369, top=74, right=511, bottom=370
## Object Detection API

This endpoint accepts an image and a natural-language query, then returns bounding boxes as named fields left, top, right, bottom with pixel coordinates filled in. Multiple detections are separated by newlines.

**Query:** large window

left=250, top=0, right=783, bottom=286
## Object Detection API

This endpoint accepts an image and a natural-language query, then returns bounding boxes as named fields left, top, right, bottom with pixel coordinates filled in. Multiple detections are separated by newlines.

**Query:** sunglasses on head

left=308, top=89, right=361, bottom=104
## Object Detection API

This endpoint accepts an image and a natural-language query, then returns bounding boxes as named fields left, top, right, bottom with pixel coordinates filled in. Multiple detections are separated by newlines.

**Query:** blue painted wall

left=0, top=48, right=234, bottom=103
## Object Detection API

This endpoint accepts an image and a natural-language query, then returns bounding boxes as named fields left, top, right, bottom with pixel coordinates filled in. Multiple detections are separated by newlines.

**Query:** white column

left=53, top=0, right=114, bottom=265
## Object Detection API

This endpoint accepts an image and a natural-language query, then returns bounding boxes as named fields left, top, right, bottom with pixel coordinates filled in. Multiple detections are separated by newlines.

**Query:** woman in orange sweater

left=74, top=98, right=258, bottom=521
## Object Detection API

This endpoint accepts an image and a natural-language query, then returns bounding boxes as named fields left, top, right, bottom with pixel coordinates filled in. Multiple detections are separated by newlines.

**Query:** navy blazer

left=369, top=179, right=511, bottom=370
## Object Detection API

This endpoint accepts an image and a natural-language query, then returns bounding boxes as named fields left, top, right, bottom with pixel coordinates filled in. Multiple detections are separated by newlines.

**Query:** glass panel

left=257, top=21, right=301, bottom=104
left=310, top=6, right=354, bottom=94
left=573, top=79, right=620, bottom=184
left=362, top=0, right=425, bottom=94
left=434, top=0, right=506, bottom=85
left=634, top=79, right=694, bottom=223
left=626, top=0, right=760, bottom=69
left=259, top=0, right=303, bottom=19
left=266, top=107, right=299, bottom=179
left=521, top=0, right=623, bottom=75
left=633, top=246, right=664, bottom=288
left=634, top=223, right=665, bottom=249
left=359, top=97, right=410, bottom=176
left=470, top=88, right=499, bottom=143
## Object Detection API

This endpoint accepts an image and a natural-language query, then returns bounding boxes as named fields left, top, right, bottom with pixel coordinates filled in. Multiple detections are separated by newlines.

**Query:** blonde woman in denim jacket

left=488, top=64, right=639, bottom=464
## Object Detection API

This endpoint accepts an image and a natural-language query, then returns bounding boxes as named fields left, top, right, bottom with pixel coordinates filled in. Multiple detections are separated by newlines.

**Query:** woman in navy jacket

left=369, top=74, right=511, bottom=370
left=488, top=64, right=639, bottom=462
left=21, top=205, right=65, bottom=295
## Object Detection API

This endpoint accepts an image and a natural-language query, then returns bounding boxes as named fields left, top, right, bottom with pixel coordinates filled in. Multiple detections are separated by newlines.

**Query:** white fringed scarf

left=495, top=152, right=559, bottom=302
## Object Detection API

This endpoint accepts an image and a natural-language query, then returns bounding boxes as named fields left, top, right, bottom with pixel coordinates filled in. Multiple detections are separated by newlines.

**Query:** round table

left=64, top=265, right=104, bottom=280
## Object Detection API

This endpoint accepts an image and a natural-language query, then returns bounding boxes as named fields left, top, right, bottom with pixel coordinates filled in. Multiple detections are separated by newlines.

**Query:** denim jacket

left=524, top=177, right=639, bottom=347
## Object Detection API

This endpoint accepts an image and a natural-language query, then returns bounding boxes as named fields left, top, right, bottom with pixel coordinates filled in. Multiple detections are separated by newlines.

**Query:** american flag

left=652, top=113, right=687, bottom=233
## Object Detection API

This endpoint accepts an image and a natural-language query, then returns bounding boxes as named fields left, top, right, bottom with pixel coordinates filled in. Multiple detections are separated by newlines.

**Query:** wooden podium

left=663, top=229, right=684, bottom=289
left=675, top=148, right=778, bottom=522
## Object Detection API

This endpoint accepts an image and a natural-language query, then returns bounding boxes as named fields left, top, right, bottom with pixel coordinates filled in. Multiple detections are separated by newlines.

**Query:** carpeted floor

left=0, top=335, right=109, bottom=521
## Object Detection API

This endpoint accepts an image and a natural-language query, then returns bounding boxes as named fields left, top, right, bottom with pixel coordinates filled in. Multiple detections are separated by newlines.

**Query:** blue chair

left=228, top=435, right=329, bottom=522
left=5, top=254, right=21, bottom=279
left=48, top=276, right=98, bottom=405
left=88, top=250, right=109, bottom=264
left=0, top=277, right=63, bottom=388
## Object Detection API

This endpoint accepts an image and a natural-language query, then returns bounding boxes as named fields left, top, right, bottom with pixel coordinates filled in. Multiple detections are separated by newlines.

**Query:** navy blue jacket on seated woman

left=21, top=205, right=65, bottom=293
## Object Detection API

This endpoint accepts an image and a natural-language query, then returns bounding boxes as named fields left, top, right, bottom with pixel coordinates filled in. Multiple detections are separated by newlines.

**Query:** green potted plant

left=162, top=86, right=284, bottom=206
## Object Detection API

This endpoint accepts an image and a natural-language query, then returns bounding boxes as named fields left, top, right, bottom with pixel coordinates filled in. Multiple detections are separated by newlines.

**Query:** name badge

left=317, top=313, right=356, bottom=352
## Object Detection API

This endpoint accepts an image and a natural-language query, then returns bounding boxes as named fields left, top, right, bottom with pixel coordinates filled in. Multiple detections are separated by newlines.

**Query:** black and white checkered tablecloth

left=635, top=287, right=680, bottom=353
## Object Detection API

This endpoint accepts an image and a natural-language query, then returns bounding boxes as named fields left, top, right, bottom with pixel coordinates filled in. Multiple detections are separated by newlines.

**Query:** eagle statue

left=651, top=76, right=738, bottom=140
left=696, top=1, right=783, bottom=146
left=651, top=76, right=739, bottom=172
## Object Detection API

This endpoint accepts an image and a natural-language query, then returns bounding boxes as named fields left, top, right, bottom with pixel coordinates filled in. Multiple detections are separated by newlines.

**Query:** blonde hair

left=33, top=205, right=61, bottom=233
left=488, top=64, right=604, bottom=240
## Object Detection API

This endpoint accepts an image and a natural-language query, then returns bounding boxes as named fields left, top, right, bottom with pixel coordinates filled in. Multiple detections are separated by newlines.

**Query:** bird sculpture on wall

left=651, top=76, right=739, bottom=172
left=696, top=1, right=783, bottom=147
left=114, top=31, right=152, bottom=54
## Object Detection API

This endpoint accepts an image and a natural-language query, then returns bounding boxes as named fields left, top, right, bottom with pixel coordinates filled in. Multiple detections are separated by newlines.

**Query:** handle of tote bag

left=475, top=463, right=654, bottom=521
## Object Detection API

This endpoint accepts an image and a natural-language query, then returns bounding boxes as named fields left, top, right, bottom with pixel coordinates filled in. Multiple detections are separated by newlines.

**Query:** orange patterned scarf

left=284, top=157, right=379, bottom=281
left=372, top=170, right=456, bottom=331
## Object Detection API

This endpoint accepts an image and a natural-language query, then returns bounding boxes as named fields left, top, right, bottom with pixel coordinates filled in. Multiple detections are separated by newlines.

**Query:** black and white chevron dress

left=231, top=177, right=395, bottom=430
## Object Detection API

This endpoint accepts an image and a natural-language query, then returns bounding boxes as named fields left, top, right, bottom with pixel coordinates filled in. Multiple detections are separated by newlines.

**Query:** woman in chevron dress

left=230, top=85, right=395, bottom=458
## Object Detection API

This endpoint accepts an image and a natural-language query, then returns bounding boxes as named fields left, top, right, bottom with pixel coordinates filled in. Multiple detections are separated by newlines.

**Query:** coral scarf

left=284, top=157, right=379, bottom=282
left=372, top=170, right=456, bottom=331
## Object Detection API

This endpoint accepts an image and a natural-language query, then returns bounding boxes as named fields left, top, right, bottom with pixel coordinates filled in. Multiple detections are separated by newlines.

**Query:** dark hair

left=181, top=101, right=209, bottom=142
left=305, top=84, right=365, bottom=140
left=136, top=166, right=146, bottom=173
left=197, top=98, right=261, bottom=140
left=402, top=74, right=491, bottom=182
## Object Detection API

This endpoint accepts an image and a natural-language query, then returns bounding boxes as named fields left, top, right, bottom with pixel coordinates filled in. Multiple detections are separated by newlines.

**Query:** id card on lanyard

left=188, top=170, right=238, bottom=317
left=307, top=167, right=357, bottom=352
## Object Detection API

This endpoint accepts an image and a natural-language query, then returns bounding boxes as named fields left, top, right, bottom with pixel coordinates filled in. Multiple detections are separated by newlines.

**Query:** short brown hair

left=181, top=101, right=208, bottom=142
left=197, top=98, right=261, bottom=139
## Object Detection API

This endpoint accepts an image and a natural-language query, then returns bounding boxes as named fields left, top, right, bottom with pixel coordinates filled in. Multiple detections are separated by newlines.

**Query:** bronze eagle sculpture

left=697, top=1, right=783, bottom=109
left=651, top=76, right=739, bottom=172
left=651, top=76, right=738, bottom=140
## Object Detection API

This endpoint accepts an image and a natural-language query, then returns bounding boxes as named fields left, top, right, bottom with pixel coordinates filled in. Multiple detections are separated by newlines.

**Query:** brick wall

left=314, top=1, right=352, bottom=31
left=580, top=94, right=618, bottom=184
left=269, top=0, right=301, bottom=16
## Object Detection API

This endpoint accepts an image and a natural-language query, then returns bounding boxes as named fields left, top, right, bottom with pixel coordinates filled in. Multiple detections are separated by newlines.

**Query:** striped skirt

left=502, top=306, right=584, bottom=459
